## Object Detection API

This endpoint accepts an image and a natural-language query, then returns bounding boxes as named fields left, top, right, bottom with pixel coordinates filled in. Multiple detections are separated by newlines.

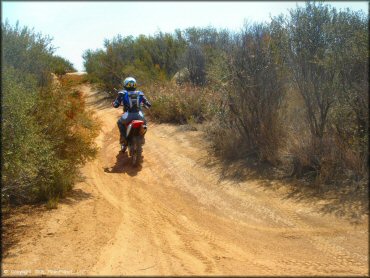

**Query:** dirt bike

left=122, top=119, right=147, bottom=167
left=113, top=88, right=149, bottom=166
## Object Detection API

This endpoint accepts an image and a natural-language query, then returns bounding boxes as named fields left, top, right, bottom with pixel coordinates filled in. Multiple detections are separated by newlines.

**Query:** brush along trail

left=2, top=83, right=368, bottom=276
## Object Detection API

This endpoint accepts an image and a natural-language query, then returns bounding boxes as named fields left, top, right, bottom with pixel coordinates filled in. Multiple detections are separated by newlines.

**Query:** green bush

left=2, top=66, right=50, bottom=203
left=51, top=55, right=76, bottom=76
left=2, top=22, right=99, bottom=205
left=2, top=21, right=54, bottom=87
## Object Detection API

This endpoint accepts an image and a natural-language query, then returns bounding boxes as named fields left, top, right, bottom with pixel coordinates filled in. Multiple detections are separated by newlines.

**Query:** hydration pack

left=127, top=91, right=140, bottom=112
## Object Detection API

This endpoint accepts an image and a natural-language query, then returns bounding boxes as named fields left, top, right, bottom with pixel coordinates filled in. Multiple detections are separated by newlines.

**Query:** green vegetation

left=51, top=55, right=76, bottom=76
left=83, top=2, right=368, bottom=191
left=2, top=21, right=98, bottom=205
left=82, top=27, right=230, bottom=90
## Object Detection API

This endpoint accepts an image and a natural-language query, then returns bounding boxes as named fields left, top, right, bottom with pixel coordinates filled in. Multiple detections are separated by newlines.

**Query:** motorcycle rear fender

left=131, top=120, right=144, bottom=128
left=126, top=121, right=146, bottom=138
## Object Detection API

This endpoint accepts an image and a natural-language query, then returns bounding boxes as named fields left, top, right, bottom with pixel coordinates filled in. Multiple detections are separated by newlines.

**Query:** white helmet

left=123, top=77, right=137, bottom=91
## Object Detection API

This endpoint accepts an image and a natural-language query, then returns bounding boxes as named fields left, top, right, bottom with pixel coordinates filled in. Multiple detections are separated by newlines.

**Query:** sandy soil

left=2, top=84, right=368, bottom=276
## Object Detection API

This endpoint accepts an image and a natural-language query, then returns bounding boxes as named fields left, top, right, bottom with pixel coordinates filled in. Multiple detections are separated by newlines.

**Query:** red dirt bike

left=122, top=119, right=147, bottom=166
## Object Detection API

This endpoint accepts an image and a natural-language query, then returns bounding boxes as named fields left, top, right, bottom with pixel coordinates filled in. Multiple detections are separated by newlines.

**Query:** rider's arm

left=112, top=91, right=124, bottom=108
left=141, top=94, right=152, bottom=108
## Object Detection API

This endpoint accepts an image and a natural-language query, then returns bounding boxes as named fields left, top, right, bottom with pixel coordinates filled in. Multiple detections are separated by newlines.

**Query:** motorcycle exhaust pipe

left=140, top=125, right=147, bottom=136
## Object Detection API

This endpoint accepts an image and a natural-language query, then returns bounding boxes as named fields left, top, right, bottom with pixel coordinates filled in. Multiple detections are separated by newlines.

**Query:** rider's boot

left=120, top=133, right=125, bottom=144
left=120, top=134, right=127, bottom=153
left=121, top=144, right=127, bottom=153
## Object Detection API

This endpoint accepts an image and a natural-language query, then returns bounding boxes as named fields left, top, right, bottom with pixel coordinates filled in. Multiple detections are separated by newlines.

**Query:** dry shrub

left=59, top=73, right=88, bottom=89
left=143, top=82, right=219, bottom=124
left=206, top=23, right=286, bottom=165
left=204, top=117, right=244, bottom=160
left=32, top=81, right=99, bottom=202
left=286, top=126, right=368, bottom=187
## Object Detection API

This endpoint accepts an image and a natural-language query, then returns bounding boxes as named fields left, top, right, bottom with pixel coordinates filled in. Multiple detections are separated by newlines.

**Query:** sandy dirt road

left=2, top=84, right=368, bottom=276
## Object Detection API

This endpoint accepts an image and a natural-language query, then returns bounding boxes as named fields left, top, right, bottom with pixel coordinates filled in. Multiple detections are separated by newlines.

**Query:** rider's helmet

left=123, top=77, right=137, bottom=91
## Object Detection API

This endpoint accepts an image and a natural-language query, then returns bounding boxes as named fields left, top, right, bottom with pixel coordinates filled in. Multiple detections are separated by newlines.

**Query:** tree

left=52, top=55, right=76, bottom=76
left=226, top=23, right=286, bottom=162
left=183, top=44, right=206, bottom=86
left=286, top=2, right=338, bottom=139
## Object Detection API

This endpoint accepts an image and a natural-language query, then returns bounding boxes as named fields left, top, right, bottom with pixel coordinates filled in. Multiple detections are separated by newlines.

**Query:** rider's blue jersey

left=113, top=90, right=151, bottom=112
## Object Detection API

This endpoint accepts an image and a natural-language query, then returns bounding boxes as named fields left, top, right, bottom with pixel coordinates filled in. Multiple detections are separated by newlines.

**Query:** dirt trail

left=2, top=84, right=368, bottom=276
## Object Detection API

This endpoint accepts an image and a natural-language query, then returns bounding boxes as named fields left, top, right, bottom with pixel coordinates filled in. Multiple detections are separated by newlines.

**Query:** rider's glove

left=112, top=101, right=119, bottom=108
left=144, top=101, right=152, bottom=109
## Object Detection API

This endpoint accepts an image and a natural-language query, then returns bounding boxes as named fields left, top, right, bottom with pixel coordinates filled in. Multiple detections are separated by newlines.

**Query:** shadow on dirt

left=59, top=188, right=93, bottom=205
left=103, top=151, right=142, bottom=176
left=1, top=186, right=94, bottom=257
left=86, top=89, right=113, bottom=111
left=199, top=151, right=368, bottom=225
left=1, top=206, right=45, bottom=258
left=200, top=153, right=276, bottom=183
left=273, top=179, right=369, bottom=225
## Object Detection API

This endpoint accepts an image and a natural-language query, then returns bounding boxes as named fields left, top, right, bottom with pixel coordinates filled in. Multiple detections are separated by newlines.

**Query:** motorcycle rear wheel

left=130, top=136, right=143, bottom=167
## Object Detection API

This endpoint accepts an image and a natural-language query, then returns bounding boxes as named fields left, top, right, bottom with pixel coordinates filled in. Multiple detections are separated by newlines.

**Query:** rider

left=112, top=77, right=151, bottom=150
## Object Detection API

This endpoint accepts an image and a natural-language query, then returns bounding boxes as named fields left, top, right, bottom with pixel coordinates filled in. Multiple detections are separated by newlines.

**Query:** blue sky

left=2, top=1, right=368, bottom=71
